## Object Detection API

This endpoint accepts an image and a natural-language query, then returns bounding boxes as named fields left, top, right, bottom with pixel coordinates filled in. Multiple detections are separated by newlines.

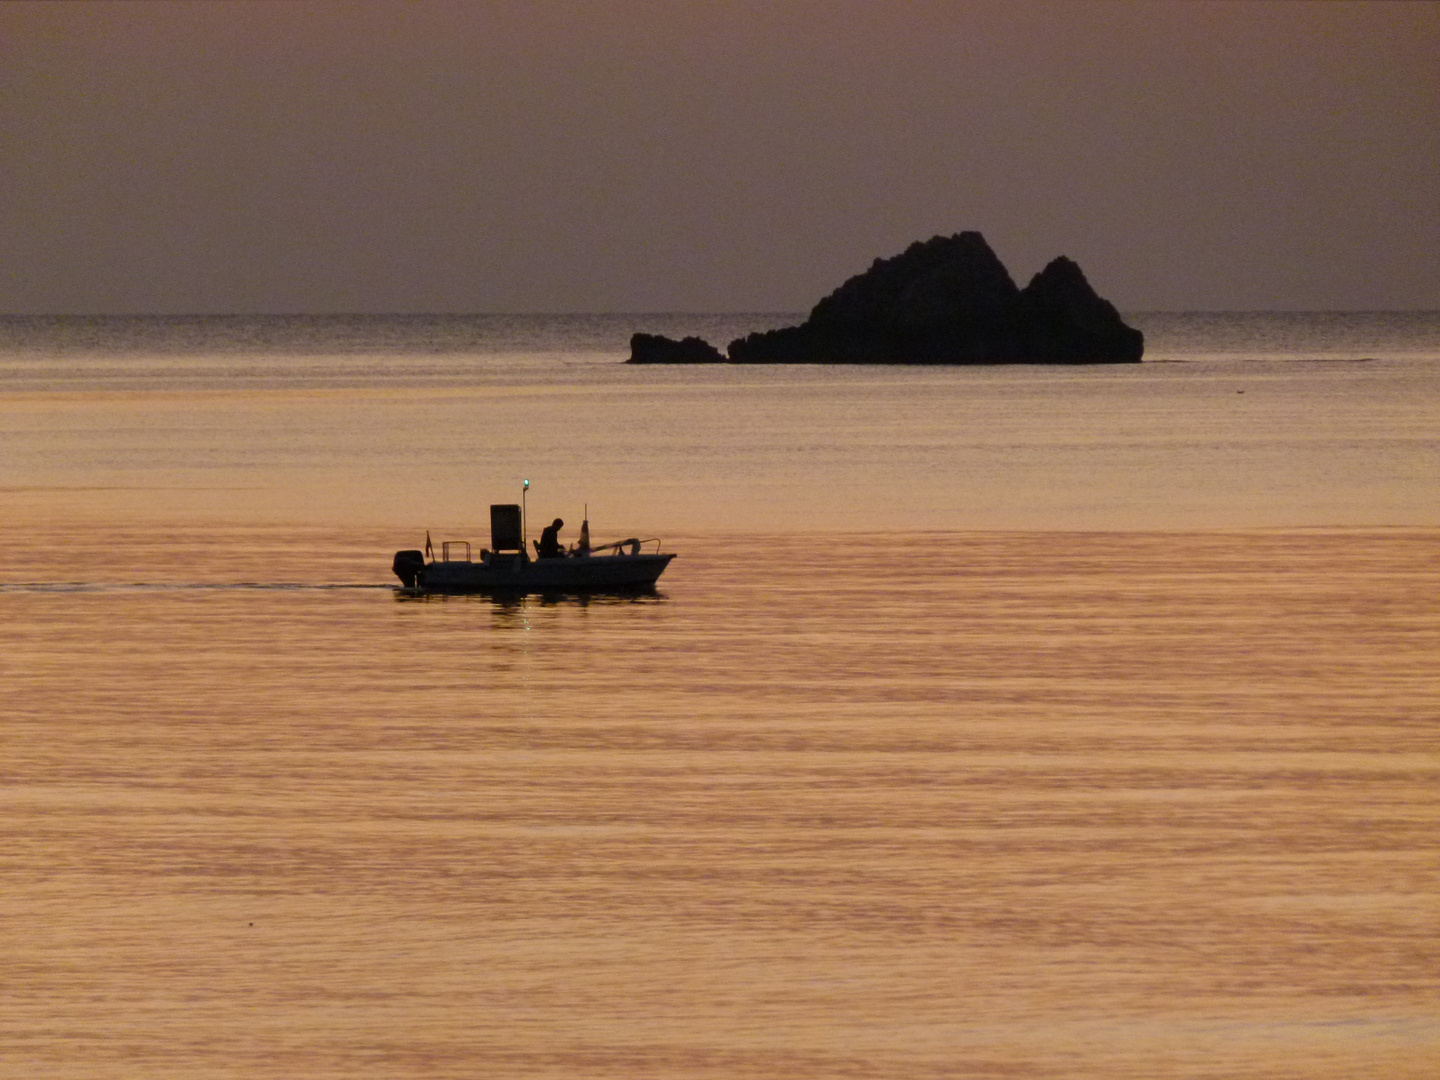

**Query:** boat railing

left=441, top=540, right=472, bottom=563
left=580, top=537, right=663, bottom=556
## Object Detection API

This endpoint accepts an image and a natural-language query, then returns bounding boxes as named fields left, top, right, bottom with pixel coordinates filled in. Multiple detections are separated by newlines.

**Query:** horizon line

left=3, top=308, right=1439, bottom=319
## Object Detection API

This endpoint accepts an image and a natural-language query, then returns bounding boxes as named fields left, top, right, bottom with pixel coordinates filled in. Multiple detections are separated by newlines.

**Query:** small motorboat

left=392, top=503, right=674, bottom=596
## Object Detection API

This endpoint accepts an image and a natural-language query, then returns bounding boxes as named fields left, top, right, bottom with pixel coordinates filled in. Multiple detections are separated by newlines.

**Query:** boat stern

left=392, top=549, right=426, bottom=588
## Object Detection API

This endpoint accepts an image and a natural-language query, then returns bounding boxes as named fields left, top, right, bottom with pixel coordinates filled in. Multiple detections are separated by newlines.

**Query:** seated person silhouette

left=537, top=517, right=565, bottom=559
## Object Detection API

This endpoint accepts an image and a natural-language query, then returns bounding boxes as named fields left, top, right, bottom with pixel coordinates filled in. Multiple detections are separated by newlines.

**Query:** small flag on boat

left=425, top=530, right=433, bottom=559
left=578, top=514, right=590, bottom=553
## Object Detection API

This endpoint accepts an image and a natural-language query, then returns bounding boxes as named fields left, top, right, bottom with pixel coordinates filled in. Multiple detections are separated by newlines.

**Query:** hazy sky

left=3, top=1, right=1436, bottom=313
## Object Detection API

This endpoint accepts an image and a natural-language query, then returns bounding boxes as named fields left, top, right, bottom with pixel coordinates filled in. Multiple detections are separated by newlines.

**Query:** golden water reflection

left=3, top=526, right=1437, bottom=1077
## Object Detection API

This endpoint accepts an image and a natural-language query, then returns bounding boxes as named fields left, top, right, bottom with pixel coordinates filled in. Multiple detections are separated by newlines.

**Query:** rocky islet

left=629, top=232, right=1144, bottom=365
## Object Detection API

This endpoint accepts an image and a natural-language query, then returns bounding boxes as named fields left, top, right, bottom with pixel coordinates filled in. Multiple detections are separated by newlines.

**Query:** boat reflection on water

left=393, top=586, right=667, bottom=609
left=392, top=501, right=674, bottom=598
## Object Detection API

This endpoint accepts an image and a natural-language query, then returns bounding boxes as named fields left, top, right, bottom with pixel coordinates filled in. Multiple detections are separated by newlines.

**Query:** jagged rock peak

left=809, top=232, right=1020, bottom=333
left=1017, top=256, right=1144, bottom=364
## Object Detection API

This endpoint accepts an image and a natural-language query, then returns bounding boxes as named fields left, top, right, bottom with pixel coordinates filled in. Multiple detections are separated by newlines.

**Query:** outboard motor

left=392, top=549, right=426, bottom=588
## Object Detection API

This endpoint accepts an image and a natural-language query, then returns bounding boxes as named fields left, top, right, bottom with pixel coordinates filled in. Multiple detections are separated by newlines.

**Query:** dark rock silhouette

left=1014, top=254, right=1144, bottom=364
left=627, top=232, right=1143, bottom=365
left=628, top=332, right=725, bottom=364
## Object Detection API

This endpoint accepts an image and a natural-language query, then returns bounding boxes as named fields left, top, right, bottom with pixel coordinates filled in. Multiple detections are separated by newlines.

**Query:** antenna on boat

left=522, top=479, right=530, bottom=553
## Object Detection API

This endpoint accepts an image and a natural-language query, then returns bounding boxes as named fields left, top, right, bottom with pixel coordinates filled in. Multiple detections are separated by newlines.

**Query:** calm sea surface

left=2, top=313, right=1438, bottom=1078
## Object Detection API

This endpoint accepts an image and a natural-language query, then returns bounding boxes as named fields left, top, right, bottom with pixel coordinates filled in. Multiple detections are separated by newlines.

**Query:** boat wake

left=0, top=582, right=393, bottom=594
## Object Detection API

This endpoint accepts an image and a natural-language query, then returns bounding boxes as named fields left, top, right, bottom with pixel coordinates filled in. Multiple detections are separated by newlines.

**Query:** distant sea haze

left=1, top=310, right=1436, bottom=532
